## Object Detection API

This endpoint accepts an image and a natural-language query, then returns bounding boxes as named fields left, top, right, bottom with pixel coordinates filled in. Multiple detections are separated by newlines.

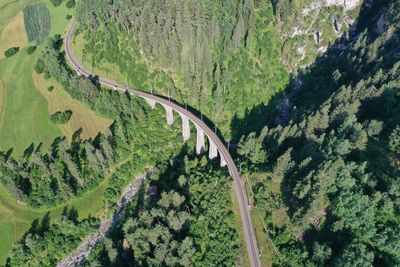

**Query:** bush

left=47, top=86, right=54, bottom=92
left=44, top=72, right=51, bottom=80
left=66, top=0, right=75, bottom=8
left=50, top=0, right=63, bottom=7
left=4, top=47, right=19, bottom=57
left=26, top=46, right=37, bottom=55
left=34, top=58, right=46, bottom=74
left=66, top=14, right=72, bottom=20
left=50, top=110, right=72, bottom=125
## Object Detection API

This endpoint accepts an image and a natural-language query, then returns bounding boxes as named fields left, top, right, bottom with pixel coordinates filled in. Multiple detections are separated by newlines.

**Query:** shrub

left=50, top=110, right=72, bottom=125
left=4, top=47, right=19, bottom=57
left=44, top=72, right=51, bottom=80
left=66, top=14, right=72, bottom=20
left=66, top=0, right=75, bottom=8
left=26, top=46, right=37, bottom=55
left=47, top=86, right=54, bottom=92
left=50, top=0, right=63, bottom=7
left=34, top=58, right=46, bottom=74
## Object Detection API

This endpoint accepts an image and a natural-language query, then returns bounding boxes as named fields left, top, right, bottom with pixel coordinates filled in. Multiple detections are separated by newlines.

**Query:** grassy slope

left=0, top=1, right=110, bottom=154
left=0, top=0, right=59, bottom=155
left=32, top=72, right=112, bottom=141
left=0, top=173, right=109, bottom=265
left=0, top=11, right=28, bottom=60
left=0, top=49, right=61, bottom=155
left=72, top=32, right=128, bottom=86
left=0, top=0, right=113, bottom=264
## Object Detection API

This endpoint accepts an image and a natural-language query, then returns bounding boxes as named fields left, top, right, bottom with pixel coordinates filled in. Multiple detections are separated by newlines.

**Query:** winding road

left=65, top=20, right=261, bottom=267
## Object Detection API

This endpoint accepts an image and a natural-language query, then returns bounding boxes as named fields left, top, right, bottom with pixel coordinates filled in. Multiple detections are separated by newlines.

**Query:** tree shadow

left=23, top=143, right=35, bottom=158
left=230, top=0, right=378, bottom=143
left=230, top=91, right=287, bottom=142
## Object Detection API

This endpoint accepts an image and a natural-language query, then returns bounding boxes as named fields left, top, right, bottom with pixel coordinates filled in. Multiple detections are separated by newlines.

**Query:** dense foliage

left=7, top=208, right=98, bottom=267
left=26, top=46, right=36, bottom=55
left=23, top=3, right=51, bottom=45
left=0, top=34, right=183, bottom=208
left=50, top=0, right=63, bottom=7
left=66, top=0, right=75, bottom=9
left=4, top=47, right=19, bottom=57
left=85, top=156, right=241, bottom=266
left=75, top=0, right=289, bottom=138
left=237, top=0, right=400, bottom=265
left=50, top=110, right=72, bottom=125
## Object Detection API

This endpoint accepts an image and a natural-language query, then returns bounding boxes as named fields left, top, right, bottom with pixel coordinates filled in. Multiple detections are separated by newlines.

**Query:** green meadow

left=0, top=0, right=112, bottom=264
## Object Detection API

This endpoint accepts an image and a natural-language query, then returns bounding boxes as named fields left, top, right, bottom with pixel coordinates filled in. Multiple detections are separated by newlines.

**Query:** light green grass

left=0, top=0, right=110, bottom=264
left=0, top=156, right=134, bottom=265
left=0, top=177, right=109, bottom=265
left=0, top=0, right=71, bottom=155
left=0, top=49, right=61, bottom=155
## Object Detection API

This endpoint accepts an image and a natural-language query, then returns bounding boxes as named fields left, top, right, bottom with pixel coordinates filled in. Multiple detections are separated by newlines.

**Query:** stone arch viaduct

left=65, top=20, right=261, bottom=267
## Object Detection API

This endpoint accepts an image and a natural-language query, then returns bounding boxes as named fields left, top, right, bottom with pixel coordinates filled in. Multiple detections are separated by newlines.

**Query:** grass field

left=0, top=1, right=114, bottom=263
left=23, top=3, right=51, bottom=44
left=0, top=11, right=28, bottom=60
left=33, top=72, right=112, bottom=141
left=0, top=0, right=77, bottom=155
left=0, top=49, right=61, bottom=155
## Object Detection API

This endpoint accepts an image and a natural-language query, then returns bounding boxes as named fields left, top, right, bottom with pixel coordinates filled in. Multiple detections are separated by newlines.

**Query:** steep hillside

left=237, top=0, right=400, bottom=265
left=74, top=0, right=290, bottom=137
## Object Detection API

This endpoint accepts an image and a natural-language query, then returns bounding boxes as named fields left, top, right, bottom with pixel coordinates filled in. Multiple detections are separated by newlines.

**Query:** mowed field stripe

left=0, top=11, right=28, bottom=60
left=32, top=72, right=112, bottom=140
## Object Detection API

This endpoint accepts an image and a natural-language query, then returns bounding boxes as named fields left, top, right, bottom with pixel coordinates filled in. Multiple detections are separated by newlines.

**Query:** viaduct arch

left=65, top=20, right=261, bottom=267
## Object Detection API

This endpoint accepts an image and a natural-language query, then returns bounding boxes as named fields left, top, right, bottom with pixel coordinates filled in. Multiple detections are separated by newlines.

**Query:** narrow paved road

left=65, top=20, right=261, bottom=267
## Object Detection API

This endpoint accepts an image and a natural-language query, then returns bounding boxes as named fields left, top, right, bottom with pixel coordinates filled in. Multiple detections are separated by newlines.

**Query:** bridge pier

left=208, top=138, right=218, bottom=159
left=179, top=113, right=191, bottom=142
left=145, top=98, right=156, bottom=109
left=162, top=104, right=174, bottom=125
left=195, top=124, right=205, bottom=155
left=220, top=155, right=227, bottom=167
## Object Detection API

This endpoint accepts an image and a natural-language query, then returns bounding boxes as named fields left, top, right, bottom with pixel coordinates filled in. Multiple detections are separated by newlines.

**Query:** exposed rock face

left=279, top=0, right=363, bottom=70
left=324, top=0, right=361, bottom=10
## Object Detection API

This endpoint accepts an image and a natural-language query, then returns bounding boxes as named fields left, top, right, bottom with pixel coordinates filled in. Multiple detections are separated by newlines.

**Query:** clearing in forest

left=0, top=12, right=28, bottom=60
left=33, top=72, right=112, bottom=140
left=23, top=3, right=51, bottom=44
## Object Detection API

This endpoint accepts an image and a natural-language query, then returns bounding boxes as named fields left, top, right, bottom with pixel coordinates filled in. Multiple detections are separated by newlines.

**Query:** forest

left=74, top=0, right=289, bottom=138
left=7, top=208, right=99, bottom=266
left=0, top=34, right=183, bottom=208
left=84, top=156, right=242, bottom=266
left=236, top=0, right=400, bottom=265
left=2, top=0, right=400, bottom=266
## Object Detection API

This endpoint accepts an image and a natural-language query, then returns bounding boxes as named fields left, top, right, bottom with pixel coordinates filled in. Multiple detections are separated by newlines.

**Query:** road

left=65, top=20, right=261, bottom=267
